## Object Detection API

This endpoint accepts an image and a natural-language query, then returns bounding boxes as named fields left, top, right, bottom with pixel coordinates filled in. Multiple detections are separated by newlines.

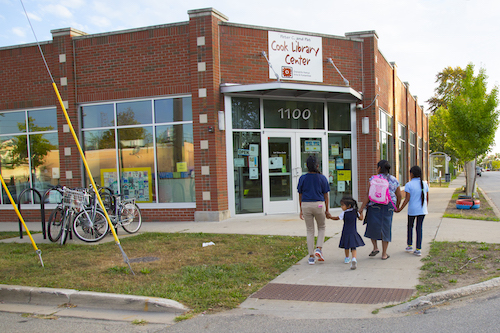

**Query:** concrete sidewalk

left=1, top=173, right=500, bottom=322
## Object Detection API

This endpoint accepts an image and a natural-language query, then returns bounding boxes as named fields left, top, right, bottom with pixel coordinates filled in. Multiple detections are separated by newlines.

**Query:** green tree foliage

left=428, top=67, right=465, bottom=157
left=427, top=66, right=466, bottom=114
left=443, top=64, right=499, bottom=162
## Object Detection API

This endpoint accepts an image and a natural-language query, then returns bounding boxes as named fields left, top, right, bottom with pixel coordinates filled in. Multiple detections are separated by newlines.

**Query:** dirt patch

left=418, top=188, right=500, bottom=295
left=418, top=242, right=500, bottom=294
left=443, top=188, right=500, bottom=221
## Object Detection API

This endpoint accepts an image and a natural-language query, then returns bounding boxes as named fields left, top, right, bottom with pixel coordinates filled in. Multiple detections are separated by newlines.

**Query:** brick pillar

left=188, top=8, right=230, bottom=221
left=50, top=28, right=87, bottom=188
left=346, top=31, right=379, bottom=200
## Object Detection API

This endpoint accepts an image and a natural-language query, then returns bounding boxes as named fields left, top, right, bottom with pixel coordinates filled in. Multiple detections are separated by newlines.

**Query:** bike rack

left=17, top=188, right=43, bottom=239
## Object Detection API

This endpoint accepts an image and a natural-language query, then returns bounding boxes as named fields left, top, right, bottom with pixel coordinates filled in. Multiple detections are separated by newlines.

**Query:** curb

left=0, top=284, right=189, bottom=314
left=391, top=277, right=500, bottom=313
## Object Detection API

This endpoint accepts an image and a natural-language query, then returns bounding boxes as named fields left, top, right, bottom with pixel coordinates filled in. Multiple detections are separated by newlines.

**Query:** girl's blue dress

left=339, top=209, right=365, bottom=249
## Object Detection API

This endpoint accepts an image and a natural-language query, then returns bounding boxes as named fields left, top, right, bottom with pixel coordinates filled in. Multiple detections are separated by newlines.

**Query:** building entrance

left=262, top=131, right=326, bottom=214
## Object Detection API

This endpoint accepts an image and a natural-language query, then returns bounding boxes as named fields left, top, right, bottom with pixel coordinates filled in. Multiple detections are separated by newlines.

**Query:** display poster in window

left=238, top=149, right=250, bottom=156
left=268, top=31, right=323, bottom=83
left=176, top=162, right=187, bottom=172
left=269, top=157, right=283, bottom=169
left=248, top=156, right=258, bottom=168
left=336, top=158, right=344, bottom=170
left=249, top=167, right=259, bottom=180
left=305, top=140, right=321, bottom=152
left=343, top=148, right=351, bottom=160
left=337, top=170, right=351, bottom=181
left=234, top=158, right=245, bottom=168
left=337, top=180, right=346, bottom=192
left=330, top=144, right=339, bottom=156
left=101, top=167, right=152, bottom=203
left=249, top=144, right=259, bottom=156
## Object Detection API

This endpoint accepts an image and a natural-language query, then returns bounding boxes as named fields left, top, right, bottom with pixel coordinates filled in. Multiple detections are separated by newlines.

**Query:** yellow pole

left=51, top=83, right=119, bottom=243
left=0, top=173, right=43, bottom=267
left=51, top=83, right=134, bottom=274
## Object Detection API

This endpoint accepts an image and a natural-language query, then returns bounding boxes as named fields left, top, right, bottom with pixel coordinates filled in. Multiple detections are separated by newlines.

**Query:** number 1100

left=278, top=108, right=311, bottom=120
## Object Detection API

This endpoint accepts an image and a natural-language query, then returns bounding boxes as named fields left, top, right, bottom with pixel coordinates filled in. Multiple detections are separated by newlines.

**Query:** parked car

left=476, top=167, right=482, bottom=176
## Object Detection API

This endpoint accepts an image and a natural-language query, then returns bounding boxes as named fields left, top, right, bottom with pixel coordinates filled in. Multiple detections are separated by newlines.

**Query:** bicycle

left=47, top=186, right=64, bottom=243
left=107, top=194, right=142, bottom=234
left=47, top=187, right=109, bottom=244
left=70, top=187, right=141, bottom=243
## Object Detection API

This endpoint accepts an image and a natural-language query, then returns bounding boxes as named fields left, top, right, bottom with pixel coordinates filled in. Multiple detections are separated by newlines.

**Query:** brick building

left=0, top=8, right=428, bottom=222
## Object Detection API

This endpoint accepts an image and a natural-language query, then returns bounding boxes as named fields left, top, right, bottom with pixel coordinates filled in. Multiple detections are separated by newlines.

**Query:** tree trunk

left=465, top=160, right=476, bottom=197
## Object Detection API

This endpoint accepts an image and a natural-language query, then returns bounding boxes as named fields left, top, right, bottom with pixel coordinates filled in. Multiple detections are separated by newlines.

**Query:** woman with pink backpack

left=358, top=160, right=402, bottom=260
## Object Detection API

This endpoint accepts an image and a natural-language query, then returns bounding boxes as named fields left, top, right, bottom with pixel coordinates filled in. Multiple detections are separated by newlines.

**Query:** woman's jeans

left=407, top=215, right=425, bottom=250
left=302, top=201, right=326, bottom=256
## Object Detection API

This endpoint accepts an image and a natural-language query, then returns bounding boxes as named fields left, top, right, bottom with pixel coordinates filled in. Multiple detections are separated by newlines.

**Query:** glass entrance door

left=263, top=132, right=324, bottom=214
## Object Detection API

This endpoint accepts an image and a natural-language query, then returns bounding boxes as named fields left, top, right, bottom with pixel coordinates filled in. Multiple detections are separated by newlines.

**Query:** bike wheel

left=47, top=207, right=64, bottom=242
left=60, top=215, right=70, bottom=245
left=120, top=203, right=142, bottom=234
left=73, top=209, right=109, bottom=242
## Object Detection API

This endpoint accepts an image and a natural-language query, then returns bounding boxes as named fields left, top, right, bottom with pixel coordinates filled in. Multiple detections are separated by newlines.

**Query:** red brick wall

left=74, top=24, right=191, bottom=102
left=0, top=43, right=56, bottom=110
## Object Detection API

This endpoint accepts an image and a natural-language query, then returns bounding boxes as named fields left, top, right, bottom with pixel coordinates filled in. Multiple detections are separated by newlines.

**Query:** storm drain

left=250, top=283, right=415, bottom=304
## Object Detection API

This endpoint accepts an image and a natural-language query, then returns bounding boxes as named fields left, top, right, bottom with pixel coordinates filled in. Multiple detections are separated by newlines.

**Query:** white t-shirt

left=404, top=178, right=428, bottom=216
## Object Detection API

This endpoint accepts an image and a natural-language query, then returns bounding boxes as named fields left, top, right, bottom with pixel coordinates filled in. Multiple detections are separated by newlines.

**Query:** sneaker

left=344, top=257, right=351, bottom=264
left=413, top=250, right=422, bottom=256
left=308, top=257, right=315, bottom=265
left=405, top=246, right=413, bottom=252
left=350, top=258, right=357, bottom=270
left=315, top=248, right=325, bottom=261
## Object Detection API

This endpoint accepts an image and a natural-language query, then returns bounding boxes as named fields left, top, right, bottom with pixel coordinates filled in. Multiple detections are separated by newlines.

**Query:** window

left=328, top=103, right=350, bottom=131
left=81, top=96, right=194, bottom=204
left=233, top=132, right=262, bottom=214
left=379, top=110, right=394, bottom=166
left=0, top=108, right=60, bottom=204
left=232, top=97, right=260, bottom=129
left=409, top=131, right=417, bottom=167
left=328, top=134, right=352, bottom=209
left=264, top=100, right=324, bottom=129
left=398, top=123, right=407, bottom=184
left=418, top=137, right=423, bottom=167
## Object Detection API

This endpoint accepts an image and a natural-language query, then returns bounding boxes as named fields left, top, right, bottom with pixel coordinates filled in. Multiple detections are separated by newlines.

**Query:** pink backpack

left=368, top=175, right=396, bottom=208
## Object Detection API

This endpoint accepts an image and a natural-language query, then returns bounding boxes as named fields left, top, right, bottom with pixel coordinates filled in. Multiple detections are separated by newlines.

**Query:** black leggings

left=407, top=215, right=425, bottom=250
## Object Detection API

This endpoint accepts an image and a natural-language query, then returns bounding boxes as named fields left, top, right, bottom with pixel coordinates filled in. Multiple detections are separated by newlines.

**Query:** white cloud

left=11, top=27, right=26, bottom=37
left=89, top=15, right=111, bottom=28
left=42, top=4, right=73, bottom=19
left=27, top=12, right=42, bottom=22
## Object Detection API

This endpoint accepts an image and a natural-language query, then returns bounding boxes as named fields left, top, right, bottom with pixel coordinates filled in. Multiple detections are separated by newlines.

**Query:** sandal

left=381, top=255, right=390, bottom=260
left=369, top=250, right=380, bottom=257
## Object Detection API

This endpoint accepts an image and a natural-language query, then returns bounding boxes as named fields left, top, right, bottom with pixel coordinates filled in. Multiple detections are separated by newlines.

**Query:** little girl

left=329, top=197, right=365, bottom=270
left=397, top=165, right=429, bottom=256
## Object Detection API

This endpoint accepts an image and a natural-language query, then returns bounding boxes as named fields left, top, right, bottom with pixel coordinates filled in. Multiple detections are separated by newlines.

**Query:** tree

left=443, top=63, right=499, bottom=195
left=427, top=66, right=466, bottom=114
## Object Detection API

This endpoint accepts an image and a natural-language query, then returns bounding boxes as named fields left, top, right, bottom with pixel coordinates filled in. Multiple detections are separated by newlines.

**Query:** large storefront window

left=0, top=108, right=60, bottom=204
left=81, top=96, right=194, bottom=204
left=233, top=132, right=262, bottom=214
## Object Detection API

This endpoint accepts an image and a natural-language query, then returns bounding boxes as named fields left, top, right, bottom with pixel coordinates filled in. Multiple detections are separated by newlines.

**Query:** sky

left=2, top=0, right=500, bottom=153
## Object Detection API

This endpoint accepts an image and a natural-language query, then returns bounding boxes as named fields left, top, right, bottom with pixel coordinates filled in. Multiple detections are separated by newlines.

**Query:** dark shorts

left=364, top=204, right=395, bottom=242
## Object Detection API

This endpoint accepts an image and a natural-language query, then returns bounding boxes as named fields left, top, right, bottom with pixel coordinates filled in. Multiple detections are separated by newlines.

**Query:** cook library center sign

left=268, top=31, right=323, bottom=83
